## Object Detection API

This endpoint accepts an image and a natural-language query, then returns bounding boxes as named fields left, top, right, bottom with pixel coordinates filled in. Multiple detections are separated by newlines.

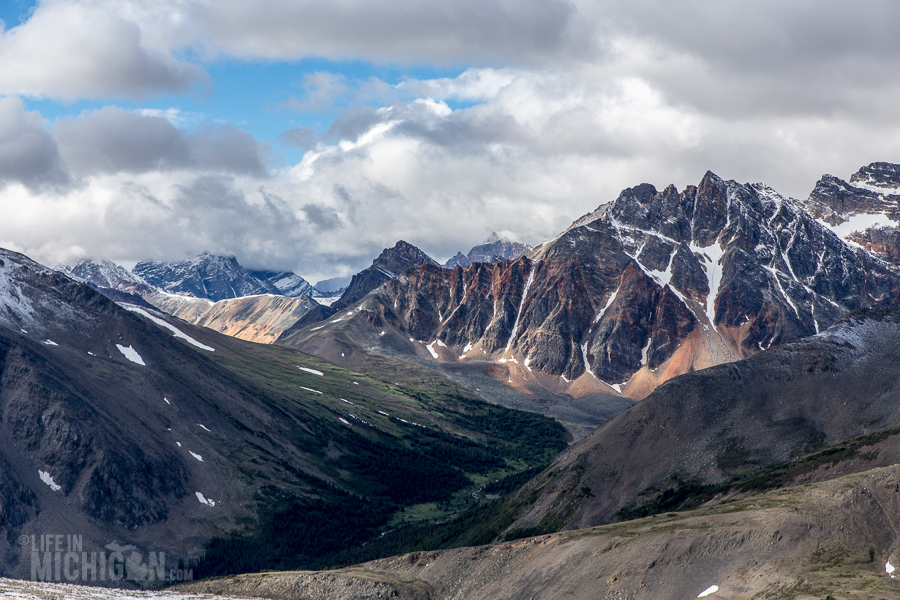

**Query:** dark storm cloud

left=53, top=107, right=267, bottom=176
left=0, top=96, right=70, bottom=190
left=300, top=203, right=342, bottom=231
left=196, top=0, right=588, bottom=66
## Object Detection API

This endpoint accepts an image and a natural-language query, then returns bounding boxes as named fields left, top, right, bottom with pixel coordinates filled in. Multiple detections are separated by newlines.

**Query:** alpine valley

left=5, top=163, right=900, bottom=600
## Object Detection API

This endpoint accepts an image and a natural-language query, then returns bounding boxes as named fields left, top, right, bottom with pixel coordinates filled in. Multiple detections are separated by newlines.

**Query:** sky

left=1, top=1, right=900, bottom=284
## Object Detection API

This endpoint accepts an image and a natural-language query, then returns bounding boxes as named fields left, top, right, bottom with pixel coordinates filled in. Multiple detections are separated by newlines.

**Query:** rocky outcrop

left=801, top=162, right=900, bottom=267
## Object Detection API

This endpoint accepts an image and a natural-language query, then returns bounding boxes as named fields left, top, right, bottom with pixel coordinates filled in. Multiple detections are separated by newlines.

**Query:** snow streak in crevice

left=505, top=265, right=535, bottom=354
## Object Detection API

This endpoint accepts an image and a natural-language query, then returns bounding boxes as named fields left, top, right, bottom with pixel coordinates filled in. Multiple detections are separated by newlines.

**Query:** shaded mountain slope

left=502, top=304, right=900, bottom=534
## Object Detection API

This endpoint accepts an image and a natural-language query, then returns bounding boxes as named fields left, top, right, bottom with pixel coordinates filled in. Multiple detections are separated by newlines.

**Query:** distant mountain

left=283, top=167, right=900, bottom=406
left=0, top=246, right=565, bottom=580
left=63, top=257, right=330, bottom=343
left=132, top=252, right=282, bottom=301
left=63, top=259, right=158, bottom=308
left=66, top=258, right=148, bottom=292
left=329, top=240, right=439, bottom=312
left=444, top=233, right=530, bottom=268
left=314, top=275, right=351, bottom=294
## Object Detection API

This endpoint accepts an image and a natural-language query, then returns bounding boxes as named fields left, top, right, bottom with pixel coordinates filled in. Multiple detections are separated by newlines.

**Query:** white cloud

left=0, top=1, right=205, bottom=100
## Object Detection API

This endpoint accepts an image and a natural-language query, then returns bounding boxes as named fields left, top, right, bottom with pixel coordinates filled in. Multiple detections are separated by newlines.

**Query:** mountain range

left=173, top=164, right=900, bottom=598
left=7, top=162, right=900, bottom=598
left=283, top=163, right=900, bottom=413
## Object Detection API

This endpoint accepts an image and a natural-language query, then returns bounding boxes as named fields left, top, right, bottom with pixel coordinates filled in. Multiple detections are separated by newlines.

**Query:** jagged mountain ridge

left=249, top=269, right=317, bottom=297
left=285, top=167, right=900, bottom=400
left=443, top=232, right=531, bottom=268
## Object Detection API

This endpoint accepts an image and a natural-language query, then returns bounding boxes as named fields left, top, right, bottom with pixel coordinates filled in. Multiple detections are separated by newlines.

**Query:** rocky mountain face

left=443, top=233, right=531, bottom=268
left=65, top=259, right=147, bottom=292
left=0, top=246, right=564, bottom=580
left=285, top=167, right=900, bottom=401
left=329, top=240, right=440, bottom=312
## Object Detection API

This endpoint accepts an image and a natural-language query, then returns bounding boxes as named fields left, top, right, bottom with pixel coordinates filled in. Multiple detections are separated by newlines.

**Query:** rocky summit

left=284, top=165, right=900, bottom=401
left=329, top=240, right=440, bottom=312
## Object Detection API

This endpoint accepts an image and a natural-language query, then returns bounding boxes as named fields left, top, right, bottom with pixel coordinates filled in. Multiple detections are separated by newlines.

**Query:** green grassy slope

left=178, top=331, right=568, bottom=576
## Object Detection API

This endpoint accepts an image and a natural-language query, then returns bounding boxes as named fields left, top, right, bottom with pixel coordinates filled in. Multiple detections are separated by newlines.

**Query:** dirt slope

left=178, top=463, right=900, bottom=600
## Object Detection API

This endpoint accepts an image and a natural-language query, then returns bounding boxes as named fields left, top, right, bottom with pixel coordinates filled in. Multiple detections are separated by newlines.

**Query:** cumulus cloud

left=0, top=1, right=205, bottom=100
left=53, top=107, right=267, bottom=176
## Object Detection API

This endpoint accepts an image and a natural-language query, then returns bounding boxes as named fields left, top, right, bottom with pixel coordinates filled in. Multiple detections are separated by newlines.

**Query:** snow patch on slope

left=39, top=470, right=61, bottom=492
left=822, top=211, right=896, bottom=241
left=690, top=241, right=725, bottom=329
left=121, top=304, right=215, bottom=351
left=116, top=344, right=146, bottom=365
